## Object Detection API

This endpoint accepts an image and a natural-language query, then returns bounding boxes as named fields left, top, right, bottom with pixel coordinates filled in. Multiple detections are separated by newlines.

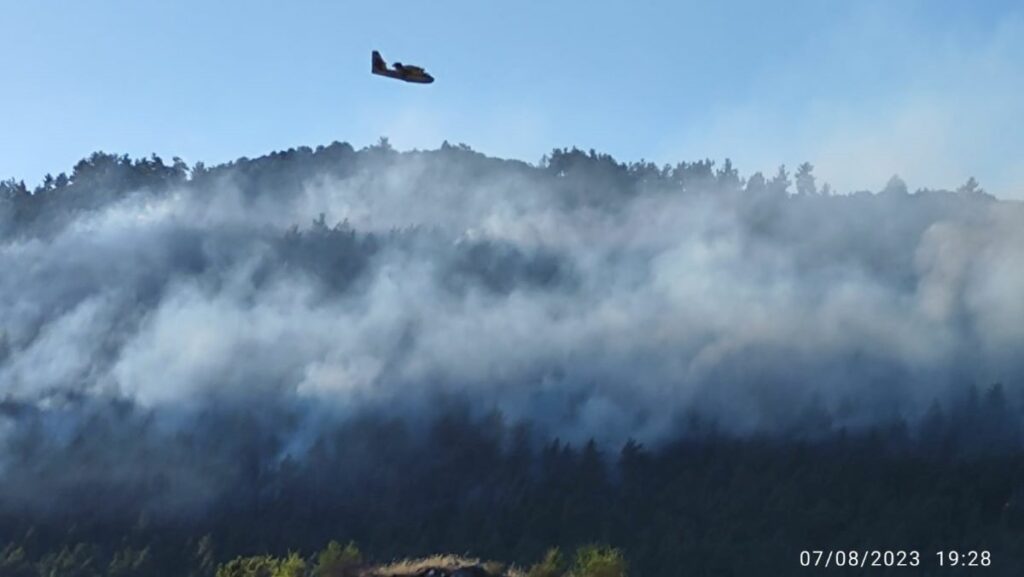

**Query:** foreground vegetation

left=0, top=541, right=627, bottom=577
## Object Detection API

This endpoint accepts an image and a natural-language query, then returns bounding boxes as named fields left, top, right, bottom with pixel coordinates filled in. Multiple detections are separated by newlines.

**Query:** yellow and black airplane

left=372, top=50, right=434, bottom=84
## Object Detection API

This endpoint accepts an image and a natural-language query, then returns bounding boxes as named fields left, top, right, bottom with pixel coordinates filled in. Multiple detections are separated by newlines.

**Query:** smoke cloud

left=1, top=143, right=1022, bottom=515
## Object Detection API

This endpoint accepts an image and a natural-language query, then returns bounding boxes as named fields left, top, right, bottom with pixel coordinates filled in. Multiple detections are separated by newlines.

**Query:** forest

left=1, top=140, right=1023, bottom=575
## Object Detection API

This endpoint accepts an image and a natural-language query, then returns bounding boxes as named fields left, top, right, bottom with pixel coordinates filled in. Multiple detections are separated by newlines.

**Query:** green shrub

left=216, top=552, right=306, bottom=577
left=527, top=547, right=567, bottom=577
left=570, top=545, right=626, bottom=577
left=276, top=552, right=308, bottom=577
left=314, top=540, right=363, bottom=577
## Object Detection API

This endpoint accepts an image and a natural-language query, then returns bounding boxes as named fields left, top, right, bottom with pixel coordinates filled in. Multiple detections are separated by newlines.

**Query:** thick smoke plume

left=0, top=142, right=1022, bottom=516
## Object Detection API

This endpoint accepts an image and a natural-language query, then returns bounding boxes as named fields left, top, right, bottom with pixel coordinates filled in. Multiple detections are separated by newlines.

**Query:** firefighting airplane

left=372, top=50, right=434, bottom=84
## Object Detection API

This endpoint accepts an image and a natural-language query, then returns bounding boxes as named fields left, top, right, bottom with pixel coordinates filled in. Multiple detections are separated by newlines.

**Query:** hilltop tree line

left=0, top=140, right=992, bottom=238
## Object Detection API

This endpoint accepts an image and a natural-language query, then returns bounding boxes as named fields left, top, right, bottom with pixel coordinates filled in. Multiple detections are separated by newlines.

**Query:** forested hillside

left=2, top=141, right=1023, bottom=575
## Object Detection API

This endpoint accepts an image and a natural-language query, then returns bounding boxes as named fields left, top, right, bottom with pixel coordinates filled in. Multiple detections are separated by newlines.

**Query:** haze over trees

left=1, top=141, right=1023, bottom=575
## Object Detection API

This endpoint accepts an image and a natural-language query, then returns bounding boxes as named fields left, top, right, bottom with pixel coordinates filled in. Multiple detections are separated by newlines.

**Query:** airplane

left=372, top=50, right=434, bottom=84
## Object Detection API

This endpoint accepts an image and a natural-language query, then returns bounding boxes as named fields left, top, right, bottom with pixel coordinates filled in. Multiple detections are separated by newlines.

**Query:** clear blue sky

left=3, top=0, right=1023, bottom=197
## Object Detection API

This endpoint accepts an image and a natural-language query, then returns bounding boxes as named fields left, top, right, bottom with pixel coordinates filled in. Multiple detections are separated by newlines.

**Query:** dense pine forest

left=2, top=141, right=1023, bottom=575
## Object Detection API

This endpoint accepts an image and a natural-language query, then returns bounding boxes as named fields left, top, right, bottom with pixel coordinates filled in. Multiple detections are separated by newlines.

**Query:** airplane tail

left=371, top=50, right=387, bottom=72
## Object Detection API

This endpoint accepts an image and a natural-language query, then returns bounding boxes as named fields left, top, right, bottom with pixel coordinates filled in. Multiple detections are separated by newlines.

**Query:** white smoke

left=1, top=147, right=1023, bottom=457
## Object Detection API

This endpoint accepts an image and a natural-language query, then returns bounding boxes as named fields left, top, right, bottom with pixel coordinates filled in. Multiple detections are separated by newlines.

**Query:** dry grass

left=376, top=554, right=480, bottom=575
left=369, top=554, right=524, bottom=577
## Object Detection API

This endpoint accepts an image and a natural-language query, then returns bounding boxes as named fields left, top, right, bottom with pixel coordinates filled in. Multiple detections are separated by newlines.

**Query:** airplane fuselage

left=372, top=51, right=434, bottom=84
left=375, top=69, right=434, bottom=84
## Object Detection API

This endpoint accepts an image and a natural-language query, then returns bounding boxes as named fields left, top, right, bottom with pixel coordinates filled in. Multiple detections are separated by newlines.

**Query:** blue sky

left=3, top=0, right=1023, bottom=197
